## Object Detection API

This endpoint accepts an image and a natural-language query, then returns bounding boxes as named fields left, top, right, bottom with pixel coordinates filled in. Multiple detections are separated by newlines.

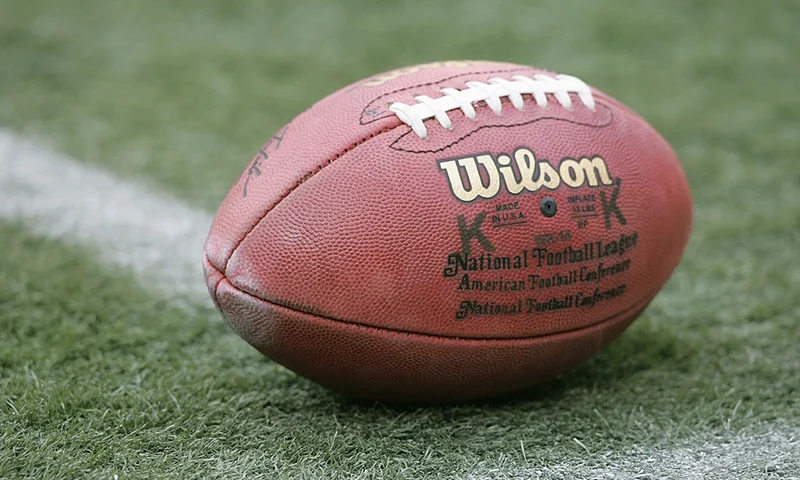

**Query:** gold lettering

left=439, top=156, right=501, bottom=202
left=439, top=149, right=614, bottom=203
left=580, top=156, right=614, bottom=187
left=559, top=158, right=585, bottom=188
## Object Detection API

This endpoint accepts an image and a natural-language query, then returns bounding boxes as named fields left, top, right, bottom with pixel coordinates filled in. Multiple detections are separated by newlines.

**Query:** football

left=203, top=61, right=693, bottom=403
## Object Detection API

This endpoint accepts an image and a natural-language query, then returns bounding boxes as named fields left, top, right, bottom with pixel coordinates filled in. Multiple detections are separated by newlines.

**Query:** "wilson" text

left=438, top=148, right=614, bottom=203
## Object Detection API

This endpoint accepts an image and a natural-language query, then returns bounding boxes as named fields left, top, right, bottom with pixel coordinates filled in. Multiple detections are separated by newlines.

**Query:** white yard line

left=0, top=131, right=214, bottom=307
left=473, top=427, right=799, bottom=480
left=0, top=131, right=797, bottom=479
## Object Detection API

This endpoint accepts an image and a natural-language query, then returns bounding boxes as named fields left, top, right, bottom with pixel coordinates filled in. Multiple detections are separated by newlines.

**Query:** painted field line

left=477, top=427, right=799, bottom=480
left=0, top=131, right=214, bottom=308
left=1, top=131, right=798, bottom=479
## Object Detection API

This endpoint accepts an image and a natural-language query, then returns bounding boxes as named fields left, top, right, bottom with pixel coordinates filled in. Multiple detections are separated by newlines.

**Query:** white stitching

left=388, top=73, right=596, bottom=139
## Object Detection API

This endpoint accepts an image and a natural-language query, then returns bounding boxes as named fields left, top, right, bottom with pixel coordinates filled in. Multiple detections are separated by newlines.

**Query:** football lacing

left=389, top=74, right=596, bottom=139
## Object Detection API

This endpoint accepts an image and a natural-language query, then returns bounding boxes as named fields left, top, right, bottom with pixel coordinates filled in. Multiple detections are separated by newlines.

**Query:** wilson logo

left=438, top=148, right=614, bottom=203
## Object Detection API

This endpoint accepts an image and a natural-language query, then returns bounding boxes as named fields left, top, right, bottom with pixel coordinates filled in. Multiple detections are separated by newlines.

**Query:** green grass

left=2, top=224, right=797, bottom=478
left=1, top=0, right=800, bottom=478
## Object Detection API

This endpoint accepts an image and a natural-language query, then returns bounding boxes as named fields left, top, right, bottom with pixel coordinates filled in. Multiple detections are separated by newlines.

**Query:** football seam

left=222, top=125, right=400, bottom=273
left=359, top=66, right=533, bottom=125
left=389, top=102, right=615, bottom=154
left=210, top=259, right=658, bottom=342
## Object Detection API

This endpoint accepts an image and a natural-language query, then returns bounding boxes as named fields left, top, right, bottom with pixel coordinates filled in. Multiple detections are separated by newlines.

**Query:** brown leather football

left=203, top=61, right=693, bottom=403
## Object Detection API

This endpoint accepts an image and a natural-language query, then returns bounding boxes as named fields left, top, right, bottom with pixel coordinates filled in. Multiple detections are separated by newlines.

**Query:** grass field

left=1, top=0, right=799, bottom=478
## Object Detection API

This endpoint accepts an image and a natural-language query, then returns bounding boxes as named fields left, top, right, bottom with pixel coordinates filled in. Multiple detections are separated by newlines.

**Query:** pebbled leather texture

left=204, top=60, right=693, bottom=403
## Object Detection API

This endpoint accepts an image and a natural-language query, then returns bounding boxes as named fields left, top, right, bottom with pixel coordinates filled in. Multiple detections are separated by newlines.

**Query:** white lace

left=388, top=74, right=595, bottom=139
